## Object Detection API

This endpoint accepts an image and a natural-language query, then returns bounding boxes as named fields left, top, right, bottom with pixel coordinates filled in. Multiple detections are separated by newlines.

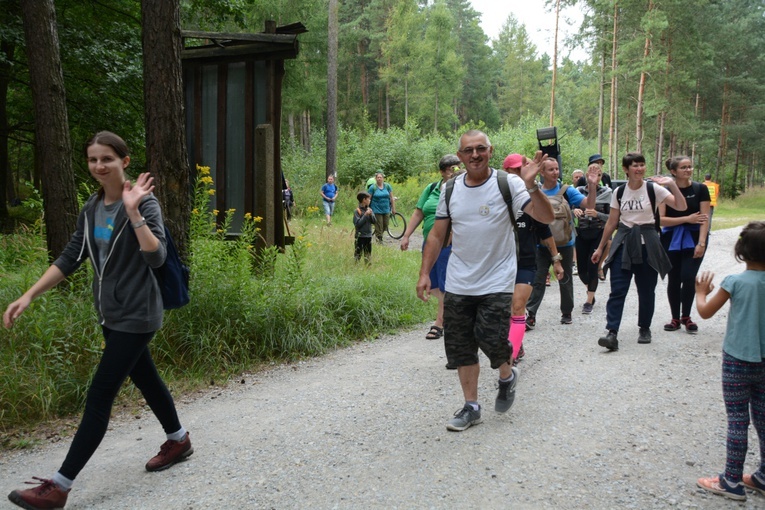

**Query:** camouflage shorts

left=443, top=292, right=513, bottom=369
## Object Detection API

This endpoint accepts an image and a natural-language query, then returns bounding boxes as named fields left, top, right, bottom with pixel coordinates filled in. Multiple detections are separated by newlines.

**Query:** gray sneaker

left=582, top=302, right=593, bottom=314
left=446, top=405, right=483, bottom=431
left=638, top=327, right=652, bottom=344
left=495, top=367, right=520, bottom=413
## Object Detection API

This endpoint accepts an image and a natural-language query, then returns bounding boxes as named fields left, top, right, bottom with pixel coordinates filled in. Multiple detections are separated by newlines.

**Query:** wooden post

left=255, top=124, right=275, bottom=248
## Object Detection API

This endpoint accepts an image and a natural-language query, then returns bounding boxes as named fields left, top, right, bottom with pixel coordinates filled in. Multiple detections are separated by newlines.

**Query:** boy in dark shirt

left=353, top=192, right=375, bottom=263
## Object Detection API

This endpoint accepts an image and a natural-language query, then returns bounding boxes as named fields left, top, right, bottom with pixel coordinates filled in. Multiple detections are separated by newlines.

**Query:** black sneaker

left=525, top=313, right=536, bottom=331
left=446, top=405, right=482, bottom=431
left=598, top=330, right=619, bottom=351
left=495, top=367, right=520, bottom=413
left=638, top=327, right=652, bottom=344
left=560, top=314, right=573, bottom=324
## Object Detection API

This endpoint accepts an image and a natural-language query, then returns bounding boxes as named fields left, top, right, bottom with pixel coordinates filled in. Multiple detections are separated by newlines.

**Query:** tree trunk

left=141, top=0, right=190, bottom=258
left=326, top=0, right=338, bottom=178
left=305, top=110, right=311, bottom=152
left=635, top=2, right=653, bottom=154
left=597, top=48, right=605, bottom=155
left=654, top=37, right=671, bottom=175
left=692, top=85, right=699, bottom=180
left=733, top=136, right=741, bottom=193
left=433, top=91, right=438, bottom=133
left=549, top=0, right=560, bottom=126
left=385, top=80, right=390, bottom=130
left=0, top=38, right=13, bottom=223
left=655, top=113, right=665, bottom=175
left=20, top=0, right=78, bottom=259
left=715, top=66, right=729, bottom=183
left=404, top=69, right=408, bottom=124
left=607, top=3, right=618, bottom=174
left=288, top=112, right=295, bottom=150
left=359, top=40, right=368, bottom=107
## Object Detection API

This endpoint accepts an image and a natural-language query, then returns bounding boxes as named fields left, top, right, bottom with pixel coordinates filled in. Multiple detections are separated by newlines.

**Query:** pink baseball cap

left=503, top=153, right=523, bottom=170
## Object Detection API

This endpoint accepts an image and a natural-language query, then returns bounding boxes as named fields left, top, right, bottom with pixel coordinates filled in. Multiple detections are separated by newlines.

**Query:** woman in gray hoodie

left=4, top=131, right=192, bottom=510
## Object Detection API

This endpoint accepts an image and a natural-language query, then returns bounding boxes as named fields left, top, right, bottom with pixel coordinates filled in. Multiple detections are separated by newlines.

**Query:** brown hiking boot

left=8, top=477, right=69, bottom=510
left=145, top=432, right=194, bottom=472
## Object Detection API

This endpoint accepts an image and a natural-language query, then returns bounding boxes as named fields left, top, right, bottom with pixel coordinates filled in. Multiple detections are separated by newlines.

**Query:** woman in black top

left=660, top=155, right=711, bottom=333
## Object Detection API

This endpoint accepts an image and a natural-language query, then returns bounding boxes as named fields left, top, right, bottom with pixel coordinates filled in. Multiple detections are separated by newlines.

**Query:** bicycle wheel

left=387, top=212, right=407, bottom=240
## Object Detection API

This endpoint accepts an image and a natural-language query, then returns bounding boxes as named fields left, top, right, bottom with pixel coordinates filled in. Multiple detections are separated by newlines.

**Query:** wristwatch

left=131, top=217, right=147, bottom=229
left=551, top=253, right=563, bottom=262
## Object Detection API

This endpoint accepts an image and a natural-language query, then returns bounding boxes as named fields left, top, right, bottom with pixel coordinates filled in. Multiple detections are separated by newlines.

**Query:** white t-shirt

left=436, top=169, right=530, bottom=295
left=611, top=181, right=671, bottom=228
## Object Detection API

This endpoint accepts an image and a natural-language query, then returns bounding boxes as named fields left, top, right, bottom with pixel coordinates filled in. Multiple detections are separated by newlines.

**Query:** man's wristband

left=526, top=186, right=538, bottom=193
left=131, top=217, right=147, bottom=229
left=551, top=253, right=563, bottom=262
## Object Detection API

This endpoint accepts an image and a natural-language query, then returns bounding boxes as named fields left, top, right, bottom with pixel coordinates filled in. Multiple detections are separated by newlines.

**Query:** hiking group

left=409, top=130, right=765, bottom=502
left=5, top=128, right=765, bottom=508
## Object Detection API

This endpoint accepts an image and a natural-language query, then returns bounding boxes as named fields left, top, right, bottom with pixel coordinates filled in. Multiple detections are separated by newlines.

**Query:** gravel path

left=1, top=227, right=760, bottom=509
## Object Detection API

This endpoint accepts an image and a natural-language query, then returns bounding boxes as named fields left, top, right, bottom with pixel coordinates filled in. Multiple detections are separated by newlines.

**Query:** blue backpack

left=153, top=226, right=190, bottom=310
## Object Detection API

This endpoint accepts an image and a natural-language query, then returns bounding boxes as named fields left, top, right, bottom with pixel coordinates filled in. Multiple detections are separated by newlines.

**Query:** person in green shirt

left=400, top=155, right=460, bottom=339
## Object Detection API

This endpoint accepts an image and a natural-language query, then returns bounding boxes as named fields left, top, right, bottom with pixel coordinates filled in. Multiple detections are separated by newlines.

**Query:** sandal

left=681, top=316, right=698, bottom=334
left=664, top=318, right=681, bottom=331
left=598, top=268, right=606, bottom=281
left=425, top=325, right=443, bottom=340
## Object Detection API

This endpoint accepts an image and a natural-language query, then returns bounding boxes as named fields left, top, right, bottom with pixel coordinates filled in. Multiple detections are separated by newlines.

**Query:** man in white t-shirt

left=591, top=152, right=687, bottom=351
left=416, top=130, right=554, bottom=432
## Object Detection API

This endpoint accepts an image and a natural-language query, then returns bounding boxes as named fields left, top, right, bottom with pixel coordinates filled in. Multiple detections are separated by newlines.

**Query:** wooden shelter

left=181, top=22, right=306, bottom=247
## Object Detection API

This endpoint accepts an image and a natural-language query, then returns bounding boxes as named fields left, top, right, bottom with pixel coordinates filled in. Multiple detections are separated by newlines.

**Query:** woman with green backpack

left=400, top=155, right=460, bottom=340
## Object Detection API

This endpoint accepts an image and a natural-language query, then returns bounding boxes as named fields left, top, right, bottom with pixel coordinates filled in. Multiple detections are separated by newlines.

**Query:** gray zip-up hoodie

left=53, top=193, right=167, bottom=333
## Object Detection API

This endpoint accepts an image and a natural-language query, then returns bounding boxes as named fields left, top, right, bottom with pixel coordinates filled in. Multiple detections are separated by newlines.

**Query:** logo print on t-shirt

left=479, top=205, right=490, bottom=216
left=621, top=196, right=646, bottom=211
left=94, top=217, right=115, bottom=244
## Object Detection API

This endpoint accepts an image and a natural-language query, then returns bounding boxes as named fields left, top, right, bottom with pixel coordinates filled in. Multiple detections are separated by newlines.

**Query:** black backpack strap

left=495, top=171, right=519, bottom=230
left=444, top=175, right=456, bottom=218
left=646, top=181, right=660, bottom=232
left=616, top=183, right=626, bottom=205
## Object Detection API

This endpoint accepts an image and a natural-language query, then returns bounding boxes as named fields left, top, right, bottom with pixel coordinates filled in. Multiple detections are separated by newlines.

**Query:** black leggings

left=666, top=248, right=704, bottom=318
left=575, top=230, right=603, bottom=292
left=59, top=327, right=181, bottom=480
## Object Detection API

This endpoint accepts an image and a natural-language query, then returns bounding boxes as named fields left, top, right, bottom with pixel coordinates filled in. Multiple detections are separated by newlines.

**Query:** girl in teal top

left=695, top=221, right=765, bottom=502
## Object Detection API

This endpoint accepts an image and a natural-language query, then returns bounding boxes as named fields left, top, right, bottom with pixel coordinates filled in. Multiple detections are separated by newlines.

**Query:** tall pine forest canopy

left=1, top=0, right=764, bottom=222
